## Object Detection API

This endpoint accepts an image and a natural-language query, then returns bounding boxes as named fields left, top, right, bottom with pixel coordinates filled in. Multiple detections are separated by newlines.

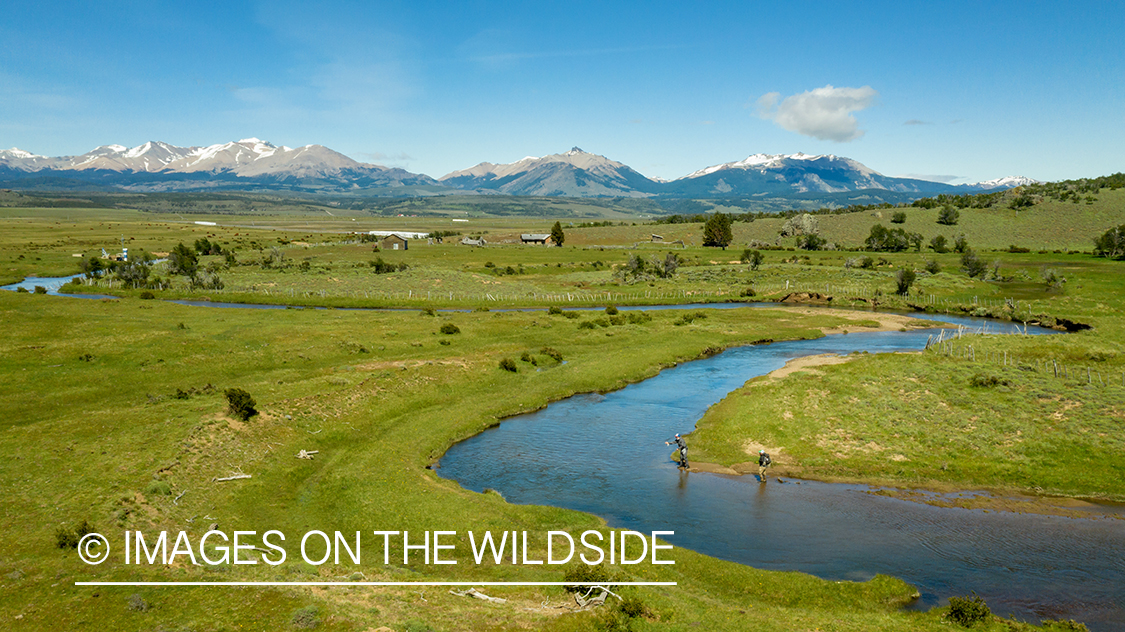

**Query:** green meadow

left=1, top=187, right=1123, bottom=631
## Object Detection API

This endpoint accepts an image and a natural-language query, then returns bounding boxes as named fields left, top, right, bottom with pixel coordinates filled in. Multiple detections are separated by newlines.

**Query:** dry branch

left=213, top=473, right=252, bottom=482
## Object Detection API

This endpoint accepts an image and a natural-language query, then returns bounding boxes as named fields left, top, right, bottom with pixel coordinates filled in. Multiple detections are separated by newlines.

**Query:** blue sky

left=2, top=1, right=1122, bottom=183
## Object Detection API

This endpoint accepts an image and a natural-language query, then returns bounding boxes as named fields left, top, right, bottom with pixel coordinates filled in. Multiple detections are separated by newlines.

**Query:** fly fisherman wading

left=758, top=449, right=771, bottom=482
left=665, top=433, right=689, bottom=470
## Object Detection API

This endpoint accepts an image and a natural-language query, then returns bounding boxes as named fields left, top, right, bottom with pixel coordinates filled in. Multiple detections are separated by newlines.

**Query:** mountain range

left=0, top=139, right=1036, bottom=199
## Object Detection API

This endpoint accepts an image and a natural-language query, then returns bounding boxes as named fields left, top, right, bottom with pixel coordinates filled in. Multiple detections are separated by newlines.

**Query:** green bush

left=946, top=594, right=991, bottom=627
left=420, top=307, right=436, bottom=316
left=563, top=564, right=612, bottom=592
left=499, top=358, right=518, bottom=372
left=548, top=306, right=563, bottom=315
left=439, top=322, right=461, bottom=335
left=605, top=305, right=619, bottom=315
left=126, top=593, right=150, bottom=612
left=924, top=259, right=942, bottom=274
left=290, top=605, right=320, bottom=629
left=224, top=387, right=258, bottom=421
left=578, top=321, right=597, bottom=330
left=564, top=311, right=580, bottom=320
left=970, top=374, right=1011, bottom=388
left=540, top=347, right=563, bottom=363
left=145, top=480, right=172, bottom=496
left=520, top=351, right=535, bottom=364
left=55, top=519, right=95, bottom=549
left=34, top=285, right=47, bottom=294
left=139, top=290, right=156, bottom=300
left=626, top=311, right=652, bottom=325
left=1041, top=619, right=1089, bottom=631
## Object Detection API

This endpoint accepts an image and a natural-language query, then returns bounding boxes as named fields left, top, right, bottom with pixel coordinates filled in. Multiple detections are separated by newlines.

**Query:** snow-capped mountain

left=964, top=175, right=1038, bottom=190
left=0, top=139, right=437, bottom=192
left=0, top=140, right=1040, bottom=198
left=439, top=147, right=662, bottom=197
left=665, top=152, right=956, bottom=197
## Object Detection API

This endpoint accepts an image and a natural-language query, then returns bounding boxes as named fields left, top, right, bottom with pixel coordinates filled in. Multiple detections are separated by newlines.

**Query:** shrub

left=970, top=374, right=1011, bottom=388
left=578, top=321, right=597, bottom=330
left=139, top=290, right=156, bottom=300
left=946, top=593, right=990, bottom=627
left=439, top=322, right=461, bottom=335
left=16, top=286, right=28, bottom=293
left=540, top=347, right=563, bottom=363
left=499, top=358, right=518, bottom=372
left=563, top=564, right=612, bottom=592
left=55, top=519, right=95, bottom=549
left=741, top=249, right=764, bottom=270
left=224, top=387, right=258, bottom=421
left=34, top=285, right=47, bottom=294
left=929, top=235, right=949, bottom=253
left=564, top=311, right=580, bottom=319
left=925, top=259, right=942, bottom=274
left=740, top=286, right=756, bottom=297
left=626, top=311, right=652, bottom=324
left=520, top=351, right=535, bottom=364
left=895, top=268, right=916, bottom=296
left=891, top=211, right=907, bottom=224
left=126, top=593, right=150, bottom=612
left=605, top=305, right=619, bottom=315
left=420, top=307, right=436, bottom=316
left=145, top=480, right=172, bottom=496
left=548, top=306, right=563, bottom=315
left=1041, top=619, right=1089, bottom=631
left=290, top=605, right=320, bottom=629
left=961, top=250, right=988, bottom=278
left=399, top=621, right=435, bottom=632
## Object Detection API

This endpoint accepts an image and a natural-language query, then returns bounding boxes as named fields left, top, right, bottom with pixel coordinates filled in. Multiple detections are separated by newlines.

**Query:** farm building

left=521, top=234, right=553, bottom=245
left=381, top=234, right=409, bottom=251
left=461, top=237, right=486, bottom=246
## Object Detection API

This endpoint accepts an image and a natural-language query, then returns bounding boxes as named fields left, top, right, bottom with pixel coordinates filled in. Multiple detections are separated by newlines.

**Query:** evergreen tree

left=550, top=221, right=565, bottom=247
left=702, top=213, right=733, bottom=249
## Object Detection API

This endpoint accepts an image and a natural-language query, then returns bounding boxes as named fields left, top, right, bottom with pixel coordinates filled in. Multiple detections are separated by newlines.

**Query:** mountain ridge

left=1, top=140, right=1036, bottom=198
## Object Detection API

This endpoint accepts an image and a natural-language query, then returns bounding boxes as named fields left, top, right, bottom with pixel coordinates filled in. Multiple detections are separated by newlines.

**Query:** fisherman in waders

left=665, top=434, right=689, bottom=470
left=758, top=449, right=771, bottom=482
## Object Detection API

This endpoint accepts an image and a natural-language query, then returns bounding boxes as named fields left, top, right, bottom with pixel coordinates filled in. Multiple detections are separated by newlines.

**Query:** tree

left=929, top=235, right=949, bottom=253
left=1094, top=224, right=1125, bottom=259
left=168, top=242, right=199, bottom=277
left=953, top=234, right=970, bottom=253
left=961, top=249, right=988, bottom=278
left=891, top=211, right=907, bottom=224
left=895, top=268, right=916, bottom=295
left=79, top=256, right=104, bottom=279
left=797, top=233, right=825, bottom=251
left=741, top=249, right=764, bottom=270
left=937, top=206, right=960, bottom=225
left=702, top=213, right=733, bottom=249
left=865, top=224, right=910, bottom=252
left=550, top=221, right=566, bottom=247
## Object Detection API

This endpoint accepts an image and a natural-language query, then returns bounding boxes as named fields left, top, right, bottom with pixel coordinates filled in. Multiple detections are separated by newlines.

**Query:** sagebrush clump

left=224, top=387, right=258, bottom=421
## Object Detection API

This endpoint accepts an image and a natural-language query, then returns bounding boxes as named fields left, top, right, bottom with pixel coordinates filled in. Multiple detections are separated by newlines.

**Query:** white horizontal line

left=75, top=581, right=677, bottom=587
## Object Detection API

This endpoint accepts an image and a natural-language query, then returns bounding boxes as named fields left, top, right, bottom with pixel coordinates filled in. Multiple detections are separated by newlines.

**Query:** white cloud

left=756, top=85, right=878, bottom=142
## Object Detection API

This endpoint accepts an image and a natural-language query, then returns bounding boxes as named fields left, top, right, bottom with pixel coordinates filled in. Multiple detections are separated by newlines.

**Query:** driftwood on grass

left=449, top=588, right=507, bottom=603
left=296, top=450, right=319, bottom=460
left=213, top=473, right=252, bottom=482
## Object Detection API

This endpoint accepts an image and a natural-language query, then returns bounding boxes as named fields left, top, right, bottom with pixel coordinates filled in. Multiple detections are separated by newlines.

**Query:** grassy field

left=2, top=195, right=1122, bottom=631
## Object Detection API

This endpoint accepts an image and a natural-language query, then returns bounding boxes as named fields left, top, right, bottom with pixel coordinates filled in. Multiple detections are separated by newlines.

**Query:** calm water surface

left=438, top=320, right=1125, bottom=630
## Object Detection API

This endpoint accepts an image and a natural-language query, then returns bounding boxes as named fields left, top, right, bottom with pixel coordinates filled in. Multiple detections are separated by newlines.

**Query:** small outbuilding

left=381, top=234, right=409, bottom=251
left=461, top=237, right=486, bottom=246
left=521, top=234, right=552, bottom=245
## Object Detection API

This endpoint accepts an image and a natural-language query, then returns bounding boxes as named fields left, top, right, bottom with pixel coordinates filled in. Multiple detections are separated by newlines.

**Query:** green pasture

left=2, top=196, right=1122, bottom=631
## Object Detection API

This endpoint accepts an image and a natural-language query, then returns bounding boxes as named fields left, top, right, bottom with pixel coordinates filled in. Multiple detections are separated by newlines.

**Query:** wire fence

left=924, top=326, right=1124, bottom=388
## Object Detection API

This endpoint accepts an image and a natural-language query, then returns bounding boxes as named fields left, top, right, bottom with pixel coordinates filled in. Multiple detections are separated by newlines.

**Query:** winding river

left=6, top=277, right=1123, bottom=628
left=437, top=316, right=1125, bottom=631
